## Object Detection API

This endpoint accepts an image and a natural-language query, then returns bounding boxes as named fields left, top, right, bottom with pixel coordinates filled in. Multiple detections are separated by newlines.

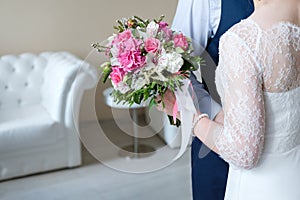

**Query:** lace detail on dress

left=214, top=19, right=300, bottom=169
left=255, top=21, right=300, bottom=92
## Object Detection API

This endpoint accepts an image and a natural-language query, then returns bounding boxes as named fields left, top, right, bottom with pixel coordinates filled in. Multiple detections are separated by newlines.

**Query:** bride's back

left=244, top=1, right=300, bottom=153
left=257, top=21, right=300, bottom=93
left=235, top=17, right=300, bottom=153
left=217, top=2, right=300, bottom=199
left=249, top=0, right=300, bottom=93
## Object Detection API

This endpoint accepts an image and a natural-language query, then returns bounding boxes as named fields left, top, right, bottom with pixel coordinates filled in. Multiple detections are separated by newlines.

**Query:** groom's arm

left=172, top=0, right=222, bottom=119
left=190, top=73, right=222, bottom=120
left=172, top=0, right=211, bottom=55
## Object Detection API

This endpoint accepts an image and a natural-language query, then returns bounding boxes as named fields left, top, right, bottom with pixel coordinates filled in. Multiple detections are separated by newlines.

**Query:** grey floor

left=0, top=119, right=192, bottom=200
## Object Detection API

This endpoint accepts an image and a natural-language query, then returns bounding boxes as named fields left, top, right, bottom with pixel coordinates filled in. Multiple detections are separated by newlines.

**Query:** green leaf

left=134, top=16, right=146, bottom=24
left=133, top=92, right=143, bottom=104
left=180, top=58, right=194, bottom=71
left=175, top=47, right=185, bottom=54
left=101, top=66, right=112, bottom=83
left=149, top=97, right=157, bottom=110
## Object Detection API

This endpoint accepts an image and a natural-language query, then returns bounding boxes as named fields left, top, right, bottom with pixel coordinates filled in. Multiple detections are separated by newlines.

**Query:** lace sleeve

left=194, top=31, right=266, bottom=169
left=215, top=32, right=265, bottom=169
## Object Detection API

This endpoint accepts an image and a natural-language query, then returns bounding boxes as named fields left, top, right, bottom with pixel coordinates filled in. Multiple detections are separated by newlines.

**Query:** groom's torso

left=201, top=0, right=254, bottom=103
left=206, top=0, right=254, bottom=65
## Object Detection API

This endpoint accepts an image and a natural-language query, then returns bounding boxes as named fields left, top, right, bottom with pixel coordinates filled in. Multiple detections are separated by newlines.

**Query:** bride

left=159, top=0, right=300, bottom=199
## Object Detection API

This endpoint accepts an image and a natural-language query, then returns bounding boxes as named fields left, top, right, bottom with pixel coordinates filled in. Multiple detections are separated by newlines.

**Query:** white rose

left=158, top=52, right=183, bottom=73
left=166, top=52, right=183, bottom=73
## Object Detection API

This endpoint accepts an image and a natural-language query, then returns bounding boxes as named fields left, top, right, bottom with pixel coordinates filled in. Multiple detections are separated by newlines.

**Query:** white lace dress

left=214, top=18, right=300, bottom=199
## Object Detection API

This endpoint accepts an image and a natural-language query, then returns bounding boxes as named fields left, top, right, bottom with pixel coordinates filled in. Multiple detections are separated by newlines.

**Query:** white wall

left=0, top=0, right=178, bottom=121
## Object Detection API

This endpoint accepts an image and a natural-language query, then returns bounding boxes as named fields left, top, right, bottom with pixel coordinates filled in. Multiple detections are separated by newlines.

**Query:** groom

left=172, top=0, right=254, bottom=199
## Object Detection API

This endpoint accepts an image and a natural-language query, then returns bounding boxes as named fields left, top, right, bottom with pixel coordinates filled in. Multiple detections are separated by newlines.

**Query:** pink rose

left=173, top=33, right=189, bottom=50
left=145, top=38, right=160, bottom=53
left=110, top=67, right=125, bottom=85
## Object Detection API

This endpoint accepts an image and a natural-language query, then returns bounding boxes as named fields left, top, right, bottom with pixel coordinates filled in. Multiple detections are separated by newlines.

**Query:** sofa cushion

left=0, top=54, right=48, bottom=110
left=0, top=105, right=62, bottom=154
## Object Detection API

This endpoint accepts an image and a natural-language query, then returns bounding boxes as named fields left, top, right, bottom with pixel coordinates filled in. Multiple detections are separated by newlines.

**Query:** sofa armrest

left=65, top=62, right=99, bottom=130
left=41, top=52, right=98, bottom=123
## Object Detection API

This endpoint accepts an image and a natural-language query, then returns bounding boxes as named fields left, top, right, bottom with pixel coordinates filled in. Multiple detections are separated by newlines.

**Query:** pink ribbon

left=172, top=101, right=178, bottom=124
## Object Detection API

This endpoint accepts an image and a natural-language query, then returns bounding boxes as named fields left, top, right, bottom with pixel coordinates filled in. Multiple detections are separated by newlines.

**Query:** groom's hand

left=190, top=72, right=221, bottom=120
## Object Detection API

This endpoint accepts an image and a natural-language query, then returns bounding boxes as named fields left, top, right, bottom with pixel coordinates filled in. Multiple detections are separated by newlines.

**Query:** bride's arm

left=193, top=32, right=265, bottom=169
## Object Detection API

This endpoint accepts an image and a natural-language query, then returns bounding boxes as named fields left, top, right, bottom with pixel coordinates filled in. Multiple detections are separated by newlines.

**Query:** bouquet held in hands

left=92, top=15, right=202, bottom=126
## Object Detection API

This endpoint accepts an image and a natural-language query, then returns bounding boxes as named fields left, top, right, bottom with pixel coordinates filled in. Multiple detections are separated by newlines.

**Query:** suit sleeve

left=172, top=0, right=211, bottom=55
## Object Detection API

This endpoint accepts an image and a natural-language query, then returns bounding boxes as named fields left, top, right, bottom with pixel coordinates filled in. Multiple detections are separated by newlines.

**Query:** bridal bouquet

left=92, top=15, right=202, bottom=125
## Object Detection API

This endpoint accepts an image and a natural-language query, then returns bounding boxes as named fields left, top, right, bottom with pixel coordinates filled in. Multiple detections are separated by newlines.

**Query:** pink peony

left=110, top=67, right=125, bottom=85
left=118, top=49, right=146, bottom=72
left=123, top=37, right=143, bottom=52
left=112, top=30, right=136, bottom=53
left=115, top=30, right=132, bottom=43
left=145, top=38, right=160, bottom=53
left=112, top=30, right=132, bottom=52
left=112, top=29, right=146, bottom=72
left=173, top=33, right=189, bottom=50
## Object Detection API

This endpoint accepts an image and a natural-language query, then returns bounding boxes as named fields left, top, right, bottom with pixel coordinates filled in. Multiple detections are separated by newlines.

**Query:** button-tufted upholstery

left=0, top=52, right=98, bottom=180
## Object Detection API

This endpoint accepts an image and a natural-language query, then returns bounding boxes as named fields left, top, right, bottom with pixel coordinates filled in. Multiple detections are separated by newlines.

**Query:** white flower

left=110, top=45, right=120, bottom=66
left=146, top=21, right=159, bottom=38
left=158, top=51, right=183, bottom=73
left=131, top=75, right=148, bottom=90
left=166, top=52, right=184, bottom=73
left=143, top=53, right=156, bottom=71
left=156, top=48, right=168, bottom=72
left=113, top=82, right=130, bottom=94
left=110, top=57, right=120, bottom=67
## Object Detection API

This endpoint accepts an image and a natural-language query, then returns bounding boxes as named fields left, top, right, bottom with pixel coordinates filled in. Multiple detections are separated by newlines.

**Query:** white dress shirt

left=172, top=0, right=221, bottom=55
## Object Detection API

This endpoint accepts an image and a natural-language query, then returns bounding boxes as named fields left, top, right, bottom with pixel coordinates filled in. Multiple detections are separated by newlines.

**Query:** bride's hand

left=156, top=89, right=180, bottom=119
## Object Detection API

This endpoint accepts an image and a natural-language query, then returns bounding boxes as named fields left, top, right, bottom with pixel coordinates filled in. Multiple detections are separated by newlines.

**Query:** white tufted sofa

left=0, top=52, right=98, bottom=181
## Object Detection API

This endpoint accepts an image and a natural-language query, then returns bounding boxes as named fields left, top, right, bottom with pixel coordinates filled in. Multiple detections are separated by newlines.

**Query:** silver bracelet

left=192, top=113, right=209, bottom=132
